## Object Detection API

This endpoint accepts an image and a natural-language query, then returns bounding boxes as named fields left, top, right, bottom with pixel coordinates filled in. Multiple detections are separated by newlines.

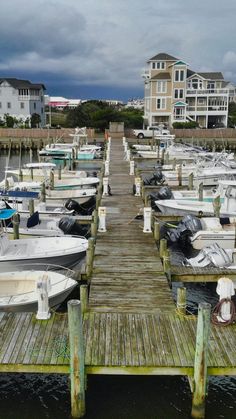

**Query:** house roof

left=187, top=71, right=224, bottom=80
left=0, top=78, right=46, bottom=90
left=148, top=53, right=178, bottom=62
left=151, top=72, right=171, bottom=80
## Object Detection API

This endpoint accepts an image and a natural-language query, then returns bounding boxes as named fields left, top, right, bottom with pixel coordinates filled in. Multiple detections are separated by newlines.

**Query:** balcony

left=186, top=89, right=229, bottom=96
left=187, top=105, right=228, bottom=113
left=18, top=95, right=40, bottom=100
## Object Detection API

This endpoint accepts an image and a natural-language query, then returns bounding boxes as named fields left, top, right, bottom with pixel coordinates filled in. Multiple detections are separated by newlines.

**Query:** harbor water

left=0, top=151, right=236, bottom=418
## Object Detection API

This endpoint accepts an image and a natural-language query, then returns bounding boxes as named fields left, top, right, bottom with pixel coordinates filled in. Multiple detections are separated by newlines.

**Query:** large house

left=143, top=52, right=234, bottom=128
left=0, top=78, right=46, bottom=126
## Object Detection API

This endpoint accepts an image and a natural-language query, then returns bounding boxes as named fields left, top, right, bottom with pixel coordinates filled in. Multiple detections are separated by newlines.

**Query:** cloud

left=0, top=0, right=236, bottom=98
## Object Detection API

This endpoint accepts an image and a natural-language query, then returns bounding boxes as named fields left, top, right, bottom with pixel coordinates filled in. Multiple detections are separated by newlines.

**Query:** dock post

left=177, top=287, right=187, bottom=315
left=172, top=158, right=176, bottom=170
left=163, top=248, right=171, bottom=285
left=13, top=213, right=20, bottom=239
left=177, top=164, right=182, bottom=186
left=19, top=168, right=23, bottom=182
left=191, top=302, right=211, bottom=419
left=30, top=168, right=34, bottom=180
left=165, top=151, right=169, bottom=165
left=58, top=166, right=62, bottom=180
left=154, top=221, right=160, bottom=244
left=159, top=238, right=167, bottom=258
left=198, top=183, right=203, bottom=201
left=80, top=285, right=88, bottom=315
left=188, top=173, right=194, bottom=190
left=41, top=182, right=46, bottom=203
left=213, top=195, right=221, bottom=218
left=86, top=237, right=95, bottom=278
left=50, top=170, right=54, bottom=189
left=29, top=199, right=35, bottom=216
left=68, top=300, right=85, bottom=418
left=91, top=210, right=98, bottom=239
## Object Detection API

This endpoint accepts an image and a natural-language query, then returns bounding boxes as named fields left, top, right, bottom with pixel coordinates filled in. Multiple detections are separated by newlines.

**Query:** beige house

left=143, top=52, right=232, bottom=128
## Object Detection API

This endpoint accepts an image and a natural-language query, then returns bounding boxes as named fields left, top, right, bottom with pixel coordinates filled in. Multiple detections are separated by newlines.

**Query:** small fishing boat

left=0, top=269, right=77, bottom=312
left=0, top=231, right=88, bottom=270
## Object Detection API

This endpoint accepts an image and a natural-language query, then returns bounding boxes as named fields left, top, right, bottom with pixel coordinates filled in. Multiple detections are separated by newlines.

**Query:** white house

left=0, top=78, right=46, bottom=127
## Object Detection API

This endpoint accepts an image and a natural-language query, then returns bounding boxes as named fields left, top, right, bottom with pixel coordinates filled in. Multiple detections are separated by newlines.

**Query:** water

left=0, top=151, right=236, bottom=418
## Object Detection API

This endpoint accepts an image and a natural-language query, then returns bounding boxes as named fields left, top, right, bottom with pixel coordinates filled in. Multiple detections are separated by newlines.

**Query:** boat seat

left=200, top=218, right=222, bottom=231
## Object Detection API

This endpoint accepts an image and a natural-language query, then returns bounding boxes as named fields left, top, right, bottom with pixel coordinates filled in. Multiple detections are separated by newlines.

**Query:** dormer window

left=175, top=70, right=185, bottom=82
left=152, top=61, right=166, bottom=70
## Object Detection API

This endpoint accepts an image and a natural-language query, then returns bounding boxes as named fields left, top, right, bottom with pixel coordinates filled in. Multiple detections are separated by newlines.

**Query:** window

left=0, top=102, right=1, bottom=108
left=151, top=62, right=166, bottom=70
left=156, top=97, right=166, bottom=109
left=174, top=89, right=184, bottom=99
left=157, top=81, right=167, bottom=93
left=175, top=69, right=185, bottom=82
left=18, top=89, right=29, bottom=96
left=7, top=102, right=11, bottom=109
left=34, top=102, right=36, bottom=110
left=20, top=102, right=24, bottom=109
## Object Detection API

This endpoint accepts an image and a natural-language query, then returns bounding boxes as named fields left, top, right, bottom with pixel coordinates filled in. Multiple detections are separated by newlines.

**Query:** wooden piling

left=80, top=285, right=88, bottom=315
left=177, top=164, right=182, bottom=186
left=198, top=183, right=203, bottom=201
left=191, top=302, right=211, bottom=419
left=58, top=166, right=62, bottom=180
left=41, top=182, right=46, bottom=202
left=67, top=300, right=85, bottom=418
left=49, top=170, right=54, bottom=189
left=188, top=173, right=194, bottom=190
left=13, top=213, right=20, bottom=239
left=159, top=238, right=167, bottom=258
left=154, top=221, right=160, bottom=243
left=213, top=195, right=221, bottom=218
left=163, top=248, right=171, bottom=285
left=29, top=199, right=35, bottom=216
left=86, top=237, right=95, bottom=278
left=177, top=287, right=187, bottom=315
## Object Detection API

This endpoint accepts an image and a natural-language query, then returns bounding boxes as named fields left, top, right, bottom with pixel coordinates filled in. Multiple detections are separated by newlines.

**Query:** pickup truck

left=133, top=126, right=168, bottom=139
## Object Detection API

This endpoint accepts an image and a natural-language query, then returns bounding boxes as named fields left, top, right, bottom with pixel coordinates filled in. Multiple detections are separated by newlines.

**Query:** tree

left=4, top=114, right=15, bottom=128
left=31, top=113, right=41, bottom=128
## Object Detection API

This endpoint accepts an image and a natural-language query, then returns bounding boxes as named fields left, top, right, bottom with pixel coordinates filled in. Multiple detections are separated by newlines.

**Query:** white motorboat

left=0, top=269, right=77, bottom=312
left=2, top=175, right=99, bottom=191
left=190, top=217, right=236, bottom=250
left=0, top=232, right=88, bottom=270
left=6, top=162, right=89, bottom=181
left=156, top=182, right=236, bottom=217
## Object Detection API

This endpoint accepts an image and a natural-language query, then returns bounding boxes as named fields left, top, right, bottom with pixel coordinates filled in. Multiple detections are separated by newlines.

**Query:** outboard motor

left=184, top=243, right=233, bottom=268
left=156, top=186, right=173, bottom=200
left=153, top=170, right=165, bottom=185
left=58, top=216, right=90, bottom=237
left=65, top=196, right=96, bottom=215
left=166, top=214, right=202, bottom=248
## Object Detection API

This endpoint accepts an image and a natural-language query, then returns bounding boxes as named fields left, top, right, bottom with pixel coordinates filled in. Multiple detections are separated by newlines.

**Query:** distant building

left=45, top=95, right=83, bottom=110
left=143, top=52, right=235, bottom=128
left=0, top=78, right=46, bottom=126
left=126, top=98, right=144, bottom=109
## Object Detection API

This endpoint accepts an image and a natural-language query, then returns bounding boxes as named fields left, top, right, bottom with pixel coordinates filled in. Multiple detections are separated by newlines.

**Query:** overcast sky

left=0, top=0, right=235, bottom=101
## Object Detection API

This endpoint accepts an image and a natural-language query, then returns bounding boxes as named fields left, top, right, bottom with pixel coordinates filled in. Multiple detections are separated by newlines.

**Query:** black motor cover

left=166, top=214, right=202, bottom=247
left=58, top=216, right=90, bottom=237
left=65, top=196, right=96, bottom=215
left=156, top=186, right=173, bottom=200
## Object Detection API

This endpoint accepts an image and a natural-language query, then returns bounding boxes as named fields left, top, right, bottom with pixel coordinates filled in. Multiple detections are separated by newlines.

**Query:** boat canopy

left=0, top=209, right=16, bottom=220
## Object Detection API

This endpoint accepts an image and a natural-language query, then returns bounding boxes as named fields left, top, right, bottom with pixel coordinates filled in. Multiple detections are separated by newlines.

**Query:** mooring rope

left=211, top=298, right=236, bottom=326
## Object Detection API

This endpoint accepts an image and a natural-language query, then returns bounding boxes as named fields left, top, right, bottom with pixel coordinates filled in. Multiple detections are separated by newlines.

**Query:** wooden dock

left=0, top=136, right=236, bottom=418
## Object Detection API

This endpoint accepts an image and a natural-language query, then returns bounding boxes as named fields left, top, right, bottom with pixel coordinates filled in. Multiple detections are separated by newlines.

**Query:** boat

left=166, top=214, right=236, bottom=250
left=155, top=182, right=236, bottom=217
left=0, top=268, right=77, bottom=312
left=0, top=231, right=88, bottom=270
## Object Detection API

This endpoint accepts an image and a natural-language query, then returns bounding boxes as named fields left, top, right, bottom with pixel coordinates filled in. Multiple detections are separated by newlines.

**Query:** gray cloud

left=0, top=0, right=236, bottom=93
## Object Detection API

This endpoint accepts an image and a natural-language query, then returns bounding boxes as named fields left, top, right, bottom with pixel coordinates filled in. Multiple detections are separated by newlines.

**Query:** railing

left=187, top=105, right=228, bottom=112
left=186, top=89, right=229, bottom=95
left=18, top=95, right=40, bottom=100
